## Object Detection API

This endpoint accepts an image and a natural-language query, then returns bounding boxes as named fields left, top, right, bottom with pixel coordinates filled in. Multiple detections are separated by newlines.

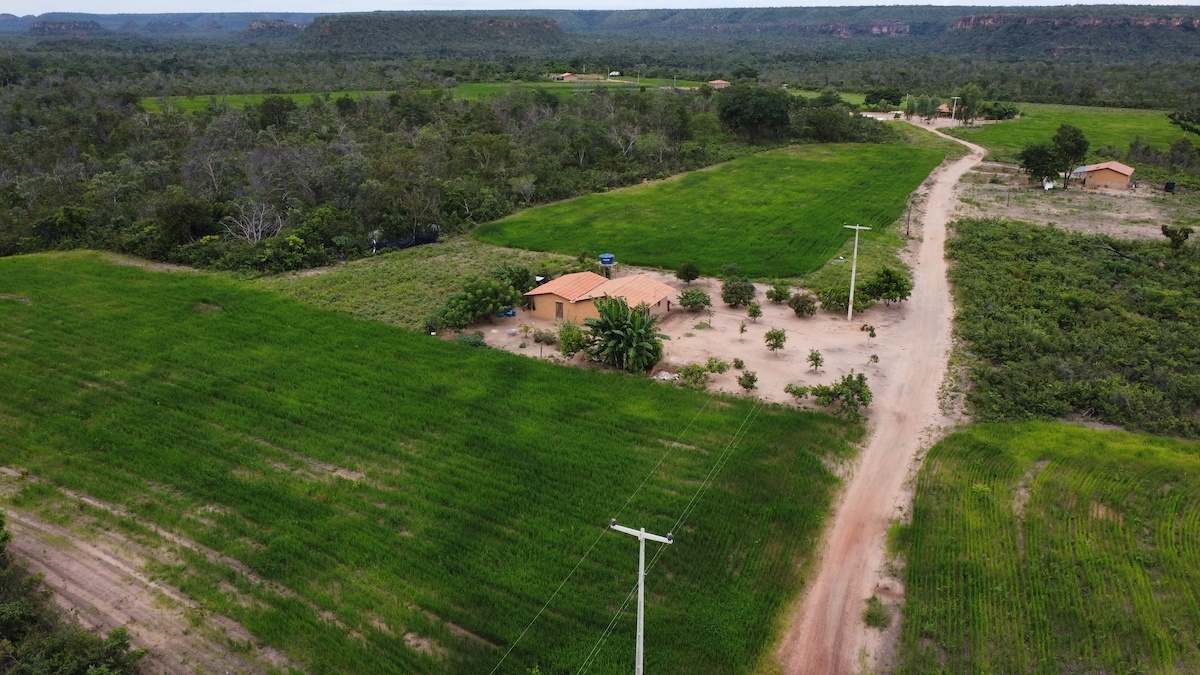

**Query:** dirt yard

left=954, top=161, right=1192, bottom=239
left=472, top=272, right=912, bottom=406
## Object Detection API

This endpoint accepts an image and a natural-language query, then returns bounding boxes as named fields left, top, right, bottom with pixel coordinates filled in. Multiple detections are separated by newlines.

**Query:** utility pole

left=950, top=96, right=961, bottom=124
left=844, top=224, right=872, bottom=322
left=610, top=519, right=673, bottom=675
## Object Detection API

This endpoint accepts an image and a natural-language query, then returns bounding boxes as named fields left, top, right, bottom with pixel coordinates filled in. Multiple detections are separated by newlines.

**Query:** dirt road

left=4, top=507, right=291, bottom=674
left=776, top=130, right=984, bottom=674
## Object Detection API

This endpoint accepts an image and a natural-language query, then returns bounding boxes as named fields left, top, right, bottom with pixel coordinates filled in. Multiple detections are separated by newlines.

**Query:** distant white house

left=609, top=70, right=621, bottom=77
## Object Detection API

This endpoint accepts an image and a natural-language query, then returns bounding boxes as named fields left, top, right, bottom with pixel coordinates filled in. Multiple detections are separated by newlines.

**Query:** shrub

left=532, top=328, right=558, bottom=345
left=816, top=285, right=873, bottom=314
left=862, top=267, right=912, bottom=305
left=784, top=383, right=809, bottom=400
left=747, top=301, right=763, bottom=322
left=807, top=348, right=824, bottom=372
left=456, top=331, right=487, bottom=348
left=679, top=288, right=712, bottom=312
left=737, top=371, right=758, bottom=391
left=766, top=282, right=792, bottom=303
left=677, top=363, right=710, bottom=389
left=732, top=358, right=745, bottom=369
left=440, top=278, right=522, bottom=329
left=764, top=327, right=787, bottom=354
left=705, top=357, right=731, bottom=374
left=788, top=292, right=818, bottom=317
left=493, top=262, right=538, bottom=303
left=810, top=370, right=873, bottom=422
left=864, top=596, right=891, bottom=629
left=676, top=262, right=701, bottom=284
left=558, top=321, right=588, bottom=357
left=722, top=277, right=756, bottom=307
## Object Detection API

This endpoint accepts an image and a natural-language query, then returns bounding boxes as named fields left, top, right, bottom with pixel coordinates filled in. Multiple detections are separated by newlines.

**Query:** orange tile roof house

left=708, top=79, right=731, bottom=89
left=524, top=272, right=676, bottom=323
left=1070, top=161, right=1135, bottom=190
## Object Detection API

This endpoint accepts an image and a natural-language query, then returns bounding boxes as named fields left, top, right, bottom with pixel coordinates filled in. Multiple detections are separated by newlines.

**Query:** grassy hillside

left=898, top=422, right=1200, bottom=674
left=0, top=252, right=860, bottom=674
left=948, top=102, right=1195, bottom=163
left=474, top=143, right=945, bottom=279
left=259, top=238, right=576, bottom=331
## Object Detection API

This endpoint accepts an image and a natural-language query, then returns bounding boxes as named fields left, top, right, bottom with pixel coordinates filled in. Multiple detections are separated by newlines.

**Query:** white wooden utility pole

left=610, top=519, right=673, bottom=675
left=843, top=224, right=872, bottom=321
left=950, top=96, right=961, bottom=124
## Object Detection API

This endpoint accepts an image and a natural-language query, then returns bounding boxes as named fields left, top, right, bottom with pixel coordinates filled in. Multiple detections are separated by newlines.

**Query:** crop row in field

left=948, top=102, right=1195, bottom=163
left=474, top=143, right=945, bottom=279
left=898, top=422, right=1200, bottom=674
left=0, top=252, right=860, bottom=674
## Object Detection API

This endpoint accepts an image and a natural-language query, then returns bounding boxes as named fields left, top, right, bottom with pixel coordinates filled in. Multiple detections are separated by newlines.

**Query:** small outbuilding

left=936, top=103, right=952, bottom=117
left=554, top=72, right=580, bottom=82
left=708, top=79, right=731, bottom=89
left=1070, top=161, right=1135, bottom=190
left=524, top=272, right=676, bottom=323
left=608, top=71, right=621, bottom=77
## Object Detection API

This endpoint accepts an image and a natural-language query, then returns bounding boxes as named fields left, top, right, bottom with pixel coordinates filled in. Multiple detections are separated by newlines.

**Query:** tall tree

left=1017, top=143, right=1059, bottom=183
left=1052, top=124, right=1090, bottom=188
left=956, top=83, right=982, bottom=125
left=716, top=85, right=791, bottom=143
left=1167, top=104, right=1200, bottom=136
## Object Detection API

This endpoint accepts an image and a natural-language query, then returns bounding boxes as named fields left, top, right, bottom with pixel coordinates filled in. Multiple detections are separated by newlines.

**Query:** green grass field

left=474, top=143, right=945, bottom=279
left=898, top=422, right=1200, bottom=674
left=0, top=252, right=860, bottom=674
left=142, top=79, right=711, bottom=111
left=141, top=91, right=392, bottom=113
left=948, top=102, right=1196, bottom=163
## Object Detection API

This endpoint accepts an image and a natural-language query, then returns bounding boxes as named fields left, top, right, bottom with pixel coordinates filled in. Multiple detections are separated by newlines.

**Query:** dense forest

left=3, top=7, right=1200, bottom=271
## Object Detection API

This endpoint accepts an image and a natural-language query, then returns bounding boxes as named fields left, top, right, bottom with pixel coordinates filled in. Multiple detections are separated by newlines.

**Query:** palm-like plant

left=585, top=296, right=668, bottom=373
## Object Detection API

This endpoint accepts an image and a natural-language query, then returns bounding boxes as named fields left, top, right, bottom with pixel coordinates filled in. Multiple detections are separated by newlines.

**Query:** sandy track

left=4, top=508, right=292, bottom=674
left=776, top=130, right=984, bottom=674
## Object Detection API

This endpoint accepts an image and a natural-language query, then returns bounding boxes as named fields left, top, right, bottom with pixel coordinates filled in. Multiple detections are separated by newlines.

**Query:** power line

left=487, top=391, right=717, bottom=675
left=575, top=398, right=766, bottom=674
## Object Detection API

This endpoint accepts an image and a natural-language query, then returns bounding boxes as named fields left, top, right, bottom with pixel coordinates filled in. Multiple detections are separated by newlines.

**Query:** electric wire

left=574, top=397, right=766, bottom=674
left=487, top=390, right=718, bottom=675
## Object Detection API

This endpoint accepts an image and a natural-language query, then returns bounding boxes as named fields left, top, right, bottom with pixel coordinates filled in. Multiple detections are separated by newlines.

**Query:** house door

left=555, top=302, right=564, bottom=319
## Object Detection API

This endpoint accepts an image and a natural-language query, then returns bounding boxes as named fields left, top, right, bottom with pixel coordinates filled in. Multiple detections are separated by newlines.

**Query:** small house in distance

left=554, top=72, right=580, bottom=82
left=1070, top=161, right=1135, bottom=190
left=524, top=272, right=676, bottom=323
left=708, top=79, right=731, bottom=89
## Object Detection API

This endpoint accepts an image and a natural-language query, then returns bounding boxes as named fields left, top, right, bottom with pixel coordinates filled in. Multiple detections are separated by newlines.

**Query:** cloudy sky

left=8, top=0, right=1200, bottom=18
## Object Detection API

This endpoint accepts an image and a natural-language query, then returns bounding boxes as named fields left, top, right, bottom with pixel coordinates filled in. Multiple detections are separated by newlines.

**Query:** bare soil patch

left=955, top=162, right=1192, bottom=239
left=3, top=506, right=292, bottom=674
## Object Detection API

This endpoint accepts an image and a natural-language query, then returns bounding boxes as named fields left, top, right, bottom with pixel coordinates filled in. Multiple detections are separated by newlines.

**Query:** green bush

left=679, top=288, right=712, bottom=312
left=532, top=328, right=558, bottom=345
left=456, top=331, right=487, bottom=348
left=864, top=595, right=891, bottom=629
left=705, top=357, right=731, bottom=374
left=788, top=292, right=818, bottom=317
left=766, top=282, right=792, bottom=303
left=439, top=278, right=522, bottom=329
left=677, top=363, right=710, bottom=389
left=558, top=321, right=588, bottom=357
left=722, top=277, right=756, bottom=307
left=737, top=371, right=758, bottom=391
left=585, top=297, right=668, bottom=373
left=676, top=262, right=701, bottom=284
left=810, top=371, right=873, bottom=422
